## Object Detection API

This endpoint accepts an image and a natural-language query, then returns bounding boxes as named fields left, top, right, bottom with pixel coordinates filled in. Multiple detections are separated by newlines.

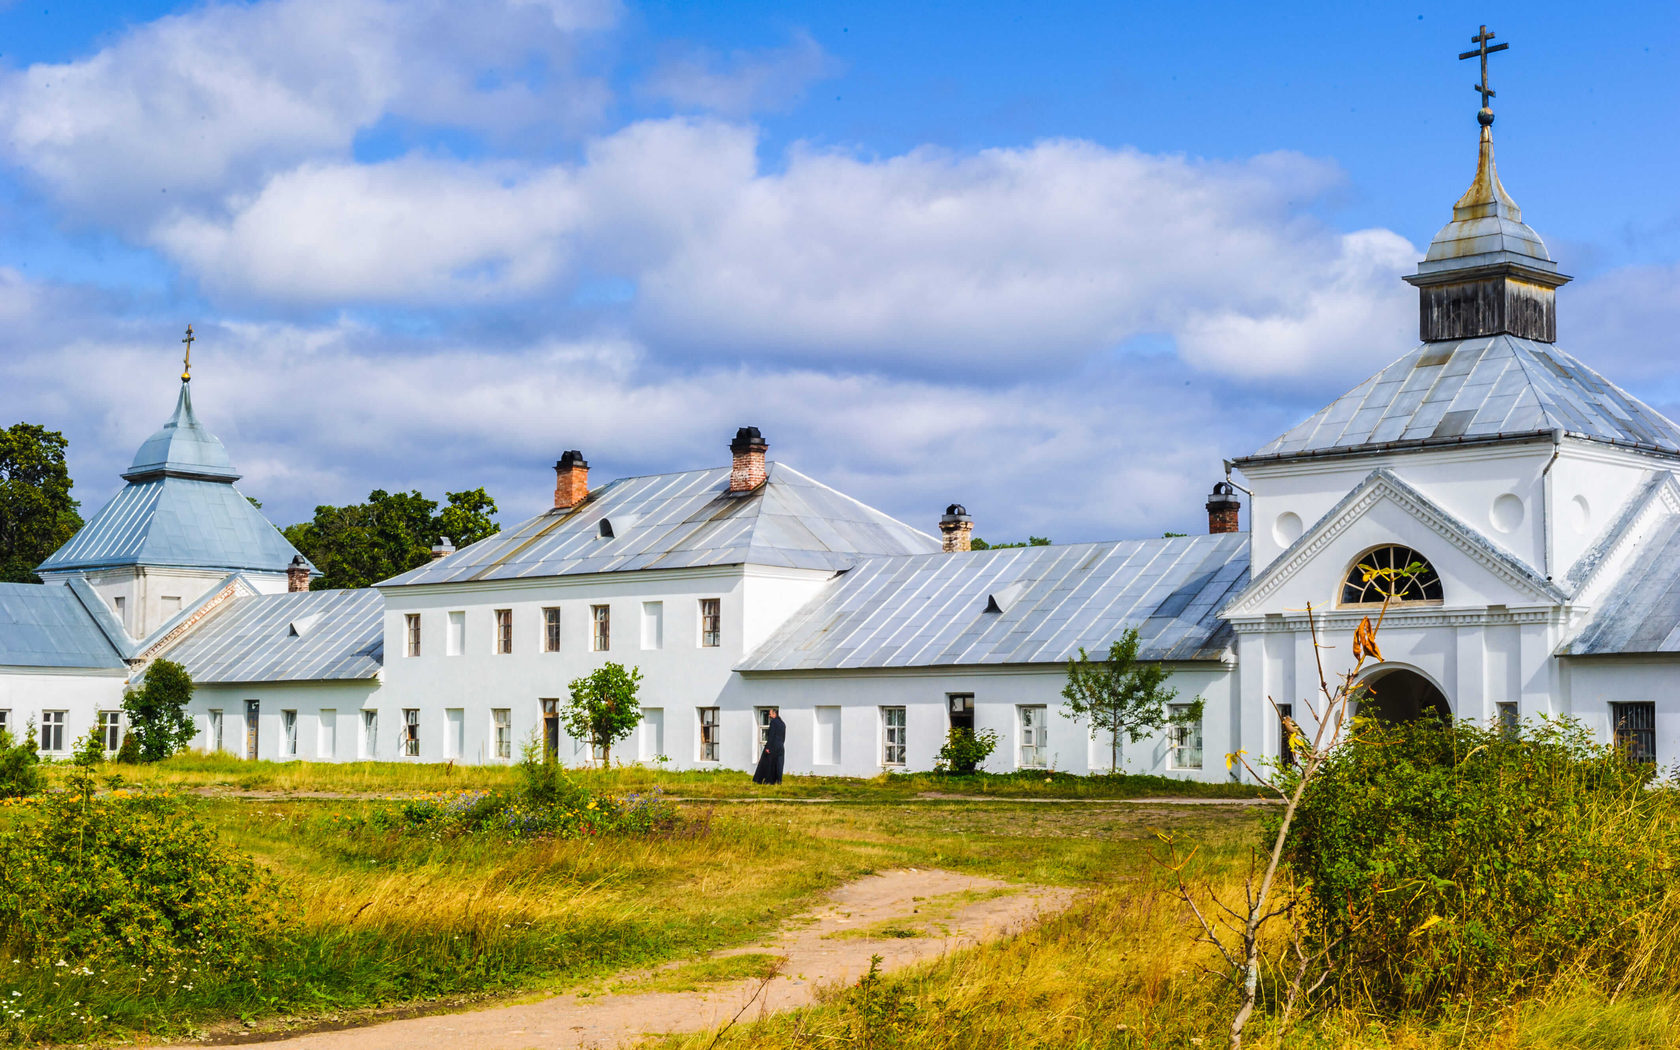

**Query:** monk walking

left=752, top=707, right=786, bottom=785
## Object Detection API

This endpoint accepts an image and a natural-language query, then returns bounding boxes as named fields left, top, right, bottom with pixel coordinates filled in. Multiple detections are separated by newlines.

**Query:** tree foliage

left=282, top=486, right=499, bottom=589
left=969, top=535, right=1050, bottom=551
left=933, top=727, right=999, bottom=775
left=0, top=721, right=44, bottom=798
left=123, top=658, right=197, bottom=762
left=1060, top=627, right=1196, bottom=773
left=562, top=662, right=644, bottom=766
left=0, top=423, right=83, bottom=583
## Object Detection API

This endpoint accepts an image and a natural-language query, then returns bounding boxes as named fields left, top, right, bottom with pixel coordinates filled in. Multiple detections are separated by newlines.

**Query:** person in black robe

left=752, top=708, right=786, bottom=785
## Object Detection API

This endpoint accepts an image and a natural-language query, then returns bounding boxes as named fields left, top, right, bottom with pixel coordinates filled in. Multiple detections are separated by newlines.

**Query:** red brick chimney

left=554, top=450, right=589, bottom=509
left=729, top=427, right=768, bottom=493
left=939, top=504, right=973, bottom=553
left=1206, top=481, right=1241, bottom=534
left=286, top=555, right=310, bottom=592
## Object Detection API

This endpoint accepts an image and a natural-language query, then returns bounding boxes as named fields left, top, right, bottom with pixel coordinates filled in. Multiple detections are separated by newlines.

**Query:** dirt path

left=183, top=787, right=1265, bottom=805
left=174, top=870, right=1075, bottom=1050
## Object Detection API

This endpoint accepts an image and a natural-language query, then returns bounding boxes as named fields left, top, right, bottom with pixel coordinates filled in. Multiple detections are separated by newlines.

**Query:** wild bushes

left=1284, top=717, right=1680, bottom=1011
left=0, top=724, right=44, bottom=798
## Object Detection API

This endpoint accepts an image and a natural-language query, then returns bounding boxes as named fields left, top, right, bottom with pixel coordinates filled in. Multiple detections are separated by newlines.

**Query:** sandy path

left=175, top=869, right=1076, bottom=1050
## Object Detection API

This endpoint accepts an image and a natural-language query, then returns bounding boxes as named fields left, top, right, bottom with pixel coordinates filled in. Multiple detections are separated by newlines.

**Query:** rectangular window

left=403, top=709, right=420, bottom=757
left=541, top=698, right=560, bottom=760
left=318, top=709, right=337, bottom=758
left=208, top=709, right=223, bottom=752
left=1496, top=701, right=1520, bottom=739
left=493, top=709, right=512, bottom=760
left=361, top=710, right=378, bottom=758
left=699, top=598, right=721, bottom=648
left=543, top=607, right=561, bottom=652
left=98, top=710, right=122, bottom=752
left=445, top=708, right=464, bottom=759
left=1169, top=703, right=1203, bottom=770
left=1278, top=703, right=1296, bottom=769
left=1018, top=705, right=1047, bottom=769
left=1611, top=701, right=1657, bottom=765
left=814, top=706, right=840, bottom=765
left=495, top=609, right=513, bottom=654
left=641, top=601, right=664, bottom=650
left=591, top=604, right=610, bottom=651
left=881, top=707, right=907, bottom=766
left=282, top=710, right=298, bottom=757
left=447, top=611, right=465, bottom=655
left=0, top=709, right=9, bottom=740
left=948, top=693, right=975, bottom=732
left=113, top=596, right=127, bottom=631
left=755, top=707, right=773, bottom=754
left=698, top=707, right=721, bottom=762
left=405, top=613, right=421, bottom=657
left=41, top=710, right=65, bottom=752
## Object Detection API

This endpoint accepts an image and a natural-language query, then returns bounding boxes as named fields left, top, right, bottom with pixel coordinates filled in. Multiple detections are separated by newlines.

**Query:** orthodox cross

left=1459, top=24, right=1509, bottom=116
left=181, top=324, right=195, bottom=382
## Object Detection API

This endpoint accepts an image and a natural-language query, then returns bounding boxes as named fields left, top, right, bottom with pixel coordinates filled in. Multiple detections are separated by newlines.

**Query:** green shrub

left=0, top=722, right=44, bottom=798
left=114, top=730, right=141, bottom=765
left=123, top=657, right=197, bottom=761
left=1283, top=717, right=1680, bottom=1011
left=933, top=727, right=1000, bottom=775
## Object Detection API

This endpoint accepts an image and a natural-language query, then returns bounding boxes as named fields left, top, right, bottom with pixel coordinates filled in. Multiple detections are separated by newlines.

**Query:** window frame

left=41, top=710, right=66, bottom=753
left=591, top=604, right=611, bottom=652
left=1017, top=704, right=1047, bottom=769
left=208, top=708, right=224, bottom=752
left=404, top=613, right=421, bottom=657
left=698, top=707, right=721, bottom=762
left=1167, top=703, right=1203, bottom=770
left=282, top=709, right=299, bottom=758
left=1610, top=701, right=1657, bottom=765
left=1340, top=545, right=1444, bottom=607
left=699, top=598, right=721, bottom=648
left=0, top=709, right=10, bottom=741
left=98, top=710, right=122, bottom=753
left=881, top=706, right=907, bottom=767
left=543, top=607, right=562, bottom=652
left=402, top=708, right=420, bottom=758
left=361, top=709, right=378, bottom=759
left=495, top=608, right=513, bottom=655
left=1496, top=701, right=1520, bottom=740
left=493, top=708, right=512, bottom=760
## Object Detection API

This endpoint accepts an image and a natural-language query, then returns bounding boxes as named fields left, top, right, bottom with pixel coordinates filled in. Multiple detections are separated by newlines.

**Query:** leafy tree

left=562, top=662, right=644, bottom=766
left=0, top=422, right=83, bottom=583
left=969, top=535, right=1051, bottom=551
left=0, top=720, right=44, bottom=798
left=123, top=658, right=198, bottom=762
left=933, top=727, right=999, bottom=775
left=283, top=487, right=499, bottom=589
left=1060, top=627, right=1200, bottom=773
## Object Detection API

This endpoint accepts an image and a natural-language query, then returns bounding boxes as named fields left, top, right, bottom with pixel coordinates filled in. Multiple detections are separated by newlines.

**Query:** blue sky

left=0, top=0, right=1676, bottom=542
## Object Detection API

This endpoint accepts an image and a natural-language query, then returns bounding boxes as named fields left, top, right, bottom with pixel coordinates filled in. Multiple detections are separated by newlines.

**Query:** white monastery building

left=0, top=109, right=1673, bottom=778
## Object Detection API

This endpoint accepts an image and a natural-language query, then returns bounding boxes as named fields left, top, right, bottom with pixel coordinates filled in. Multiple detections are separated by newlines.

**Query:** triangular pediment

left=1561, top=472, right=1680, bottom=606
left=1222, top=469, right=1565, bottom=619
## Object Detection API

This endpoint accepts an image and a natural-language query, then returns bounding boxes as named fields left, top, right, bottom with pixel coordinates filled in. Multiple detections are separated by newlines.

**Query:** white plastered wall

left=0, top=667, right=129, bottom=757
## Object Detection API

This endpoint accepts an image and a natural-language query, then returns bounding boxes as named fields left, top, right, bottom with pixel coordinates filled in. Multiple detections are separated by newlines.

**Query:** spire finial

left=181, top=324, right=195, bottom=382
left=1458, top=24, right=1509, bottom=127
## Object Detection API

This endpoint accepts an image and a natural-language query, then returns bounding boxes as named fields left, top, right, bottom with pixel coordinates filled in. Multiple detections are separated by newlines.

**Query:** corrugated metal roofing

left=738, top=534, right=1248, bottom=672
left=380, top=462, right=940, bottom=586
left=1560, top=513, right=1680, bottom=656
left=1240, top=335, right=1680, bottom=464
left=0, top=583, right=126, bottom=670
left=160, top=588, right=384, bottom=683
left=39, top=475, right=306, bottom=574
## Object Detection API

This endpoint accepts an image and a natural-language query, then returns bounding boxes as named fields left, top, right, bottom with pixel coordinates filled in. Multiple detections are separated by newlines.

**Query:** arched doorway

left=1355, top=667, right=1451, bottom=723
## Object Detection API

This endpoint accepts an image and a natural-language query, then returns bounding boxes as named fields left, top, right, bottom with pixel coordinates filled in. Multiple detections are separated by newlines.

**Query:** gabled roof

left=379, top=462, right=940, bottom=586
left=159, top=588, right=384, bottom=683
left=738, top=534, right=1248, bottom=672
left=1560, top=512, right=1680, bottom=656
left=0, top=583, right=126, bottom=670
left=1238, top=336, right=1680, bottom=466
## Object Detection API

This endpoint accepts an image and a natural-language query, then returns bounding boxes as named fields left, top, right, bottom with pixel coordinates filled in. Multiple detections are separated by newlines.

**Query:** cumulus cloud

left=642, top=31, right=842, bottom=116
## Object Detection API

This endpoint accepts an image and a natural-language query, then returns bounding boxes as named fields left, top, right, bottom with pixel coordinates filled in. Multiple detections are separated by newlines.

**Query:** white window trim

left=880, top=706, right=907, bottom=768
left=1167, top=703, right=1203, bottom=771
left=1017, top=704, right=1047, bottom=769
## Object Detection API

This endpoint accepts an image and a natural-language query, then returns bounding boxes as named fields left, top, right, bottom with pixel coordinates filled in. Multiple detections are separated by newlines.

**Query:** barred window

left=1341, top=546, right=1443, bottom=605
left=1611, top=702, right=1656, bottom=765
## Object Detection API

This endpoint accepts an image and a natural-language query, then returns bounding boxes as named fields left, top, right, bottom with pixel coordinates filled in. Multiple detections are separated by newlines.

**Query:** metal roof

left=1239, top=335, right=1680, bottom=465
left=738, top=534, right=1248, bottom=672
left=160, top=588, right=384, bottom=683
left=1415, top=125, right=1555, bottom=274
left=379, top=462, right=940, bottom=587
left=1560, top=513, right=1680, bottom=656
left=39, top=475, right=307, bottom=575
left=125, top=382, right=240, bottom=482
left=0, top=583, right=126, bottom=670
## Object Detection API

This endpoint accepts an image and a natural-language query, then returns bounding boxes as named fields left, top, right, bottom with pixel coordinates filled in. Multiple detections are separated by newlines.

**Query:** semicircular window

left=1340, top=545, right=1443, bottom=605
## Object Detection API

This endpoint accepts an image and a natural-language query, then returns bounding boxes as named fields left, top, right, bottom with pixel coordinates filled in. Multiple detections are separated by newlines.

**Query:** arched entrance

left=1355, top=667, right=1452, bottom=723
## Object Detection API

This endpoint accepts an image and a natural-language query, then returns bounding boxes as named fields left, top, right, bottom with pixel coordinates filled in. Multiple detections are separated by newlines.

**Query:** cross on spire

left=181, top=324, right=195, bottom=382
left=1458, top=24, right=1509, bottom=125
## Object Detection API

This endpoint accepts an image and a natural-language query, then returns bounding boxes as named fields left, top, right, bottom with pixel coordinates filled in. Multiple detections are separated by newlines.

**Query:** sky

left=0, top=0, right=1676, bottom=543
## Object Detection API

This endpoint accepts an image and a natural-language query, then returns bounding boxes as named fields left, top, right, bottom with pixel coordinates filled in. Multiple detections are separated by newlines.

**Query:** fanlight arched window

left=1340, top=545, right=1443, bottom=605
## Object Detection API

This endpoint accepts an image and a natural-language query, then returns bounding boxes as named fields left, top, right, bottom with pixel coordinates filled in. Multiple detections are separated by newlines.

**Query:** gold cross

left=1459, top=24, right=1509, bottom=117
left=181, top=324, right=195, bottom=382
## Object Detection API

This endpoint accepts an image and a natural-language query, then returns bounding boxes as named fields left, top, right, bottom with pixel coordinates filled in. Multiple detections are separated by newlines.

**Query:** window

left=0, top=709, right=9, bottom=740
left=881, top=707, right=907, bottom=766
left=591, top=604, right=610, bottom=651
left=405, top=613, right=421, bottom=657
left=161, top=595, right=182, bottom=617
left=445, top=708, right=464, bottom=759
left=699, top=598, right=721, bottom=647
left=1168, top=703, right=1203, bottom=770
left=642, top=601, right=664, bottom=650
left=41, top=710, right=65, bottom=752
left=402, top=709, right=420, bottom=757
left=495, top=609, right=513, bottom=654
left=1278, top=703, right=1296, bottom=769
left=98, top=711, right=122, bottom=752
left=1018, top=705, right=1047, bottom=768
left=208, top=709, right=223, bottom=752
left=447, top=611, right=465, bottom=655
left=1496, top=701, right=1520, bottom=739
left=543, top=607, right=561, bottom=652
left=493, top=709, right=512, bottom=760
left=1611, top=702, right=1657, bottom=765
left=540, top=698, right=560, bottom=759
left=319, top=709, right=337, bottom=758
left=361, top=710, right=378, bottom=758
left=113, top=596, right=127, bottom=630
left=1341, top=546, right=1443, bottom=605
left=698, top=707, right=721, bottom=762
left=282, top=710, right=298, bottom=757
left=948, top=693, right=975, bottom=732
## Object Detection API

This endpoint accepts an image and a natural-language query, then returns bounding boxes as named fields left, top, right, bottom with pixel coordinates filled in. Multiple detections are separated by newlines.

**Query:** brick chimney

left=286, top=555, right=310, bottom=593
left=939, top=504, right=973, bottom=553
left=554, top=450, right=589, bottom=509
left=1205, top=481, right=1241, bottom=534
left=729, top=427, right=768, bottom=493
left=430, top=537, right=455, bottom=560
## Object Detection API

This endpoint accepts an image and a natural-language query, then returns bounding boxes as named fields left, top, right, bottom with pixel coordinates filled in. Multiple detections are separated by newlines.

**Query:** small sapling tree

left=563, top=662, right=644, bottom=766
left=0, top=719, right=44, bottom=798
left=1061, top=626, right=1199, bottom=773
left=123, top=657, right=198, bottom=762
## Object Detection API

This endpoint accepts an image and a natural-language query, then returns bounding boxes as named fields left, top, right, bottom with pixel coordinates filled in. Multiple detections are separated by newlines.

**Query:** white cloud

left=643, top=31, right=842, bottom=116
